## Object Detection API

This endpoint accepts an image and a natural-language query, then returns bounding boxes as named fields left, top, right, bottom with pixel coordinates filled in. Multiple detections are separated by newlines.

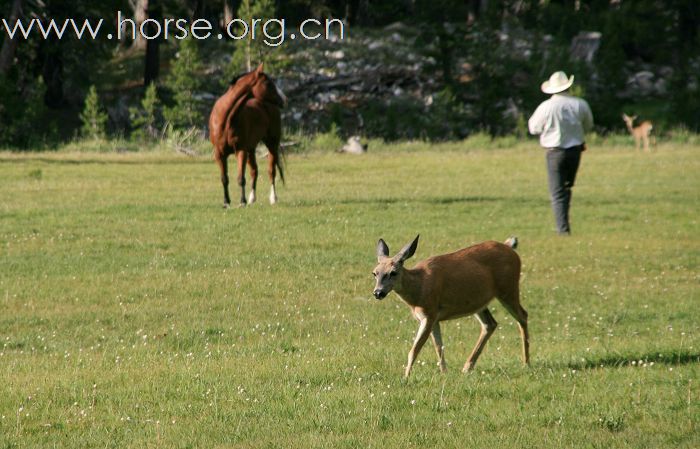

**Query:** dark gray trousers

left=546, top=146, right=582, bottom=234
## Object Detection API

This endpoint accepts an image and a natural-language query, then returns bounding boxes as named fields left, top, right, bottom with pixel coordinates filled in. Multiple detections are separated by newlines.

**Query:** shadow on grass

left=0, top=157, right=209, bottom=165
left=340, top=195, right=504, bottom=205
left=289, top=195, right=538, bottom=207
left=566, top=349, right=700, bottom=370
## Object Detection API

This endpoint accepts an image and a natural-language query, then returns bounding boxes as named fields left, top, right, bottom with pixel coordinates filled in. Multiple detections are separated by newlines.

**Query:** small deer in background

left=622, top=113, right=654, bottom=152
left=372, top=235, right=529, bottom=378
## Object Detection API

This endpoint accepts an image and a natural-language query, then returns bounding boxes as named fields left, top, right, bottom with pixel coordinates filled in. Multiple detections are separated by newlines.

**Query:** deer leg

left=463, top=308, right=498, bottom=372
left=236, top=151, right=248, bottom=207
left=498, top=296, right=530, bottom=366
left=405, top=312, right=434, bottom=378
left=431, top=321, right=447, bottom=373
left=215, top=153, right=231, bottom=208
left=247, top=153, right=258, bottom=205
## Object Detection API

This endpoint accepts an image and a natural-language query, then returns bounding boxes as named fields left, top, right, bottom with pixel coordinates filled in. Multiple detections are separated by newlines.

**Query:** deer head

left=622, top=113, right=637, bottom=128
left=372, top=235, right=419, bottom=299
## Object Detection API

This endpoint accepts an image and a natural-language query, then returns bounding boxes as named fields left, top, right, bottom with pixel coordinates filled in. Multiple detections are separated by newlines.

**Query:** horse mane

left=215, top=72, right=258, bottom=143
left=229, top=73, right=245, bottom=86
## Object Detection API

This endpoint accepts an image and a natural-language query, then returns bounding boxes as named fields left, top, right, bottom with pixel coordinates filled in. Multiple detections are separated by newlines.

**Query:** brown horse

left=209, top=63, right=287, bottom=208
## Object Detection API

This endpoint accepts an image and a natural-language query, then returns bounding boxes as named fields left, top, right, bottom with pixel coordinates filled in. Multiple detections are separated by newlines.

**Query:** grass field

left=1, top=142, right=698, bottom=448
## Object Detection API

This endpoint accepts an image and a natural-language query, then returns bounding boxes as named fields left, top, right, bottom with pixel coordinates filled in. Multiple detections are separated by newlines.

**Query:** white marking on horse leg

left=248, top=190, right=256, bottom=205
left=269, top=185, right=277, bottom=205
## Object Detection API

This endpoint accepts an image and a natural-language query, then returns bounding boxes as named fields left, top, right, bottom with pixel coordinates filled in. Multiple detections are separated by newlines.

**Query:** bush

left=308, top=122, right=343, bottom=151
left=0, top=76, right=49, bottom=148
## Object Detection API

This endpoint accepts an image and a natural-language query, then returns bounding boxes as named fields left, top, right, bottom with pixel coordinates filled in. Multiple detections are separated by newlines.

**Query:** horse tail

left=275, top=146, right=286, bottom=185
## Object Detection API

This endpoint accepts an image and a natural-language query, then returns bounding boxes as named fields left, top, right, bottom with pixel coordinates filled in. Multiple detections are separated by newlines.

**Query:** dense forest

left=1, top=0, right=699, bottom=148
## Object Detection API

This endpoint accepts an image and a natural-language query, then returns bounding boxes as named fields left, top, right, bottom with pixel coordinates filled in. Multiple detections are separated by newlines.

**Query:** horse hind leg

left=215, top=152, right=231, bottom=208
left=247, top=153, right=258, bottom=205
left=265, top=143, right=281, bottom=205
left=236, top=150, right=249, bottom=207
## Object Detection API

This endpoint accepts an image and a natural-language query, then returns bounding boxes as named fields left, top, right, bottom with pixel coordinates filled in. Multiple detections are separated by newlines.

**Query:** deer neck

left=394, top=266, right=425, bottom=307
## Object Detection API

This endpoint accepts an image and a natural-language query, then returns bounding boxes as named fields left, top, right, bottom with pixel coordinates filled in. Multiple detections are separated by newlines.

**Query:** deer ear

left=395, top=235, right=419, bottom=263
left=377, top=239, right=389, bottom=261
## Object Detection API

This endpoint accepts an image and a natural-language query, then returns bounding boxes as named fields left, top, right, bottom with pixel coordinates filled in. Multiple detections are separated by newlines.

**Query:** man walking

left=529, top=71, right=593, bottom=235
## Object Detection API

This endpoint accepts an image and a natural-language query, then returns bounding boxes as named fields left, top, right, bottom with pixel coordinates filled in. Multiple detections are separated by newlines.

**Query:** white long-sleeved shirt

left=528, top=94, right=593, bottom=149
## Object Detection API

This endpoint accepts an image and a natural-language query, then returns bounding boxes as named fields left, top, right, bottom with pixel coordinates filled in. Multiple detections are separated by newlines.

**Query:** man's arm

left=580, top=99, right=594, bottom=133
left=528, top=103, right=546, bottom=135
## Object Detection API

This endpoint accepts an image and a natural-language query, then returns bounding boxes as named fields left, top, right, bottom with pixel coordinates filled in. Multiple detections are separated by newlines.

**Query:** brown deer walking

left=372, top=236, right=529, bottom=378
left=622, top=113, right=654, bottom=152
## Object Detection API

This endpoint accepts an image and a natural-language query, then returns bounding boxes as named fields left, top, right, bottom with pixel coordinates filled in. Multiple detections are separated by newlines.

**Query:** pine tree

left=80, top=85, right=108, bottom=139
left=226, top=0, right=280, bottom=80
left=130, top=83, right=161, bottom=140
left=164, top=38, right=203, bottom=129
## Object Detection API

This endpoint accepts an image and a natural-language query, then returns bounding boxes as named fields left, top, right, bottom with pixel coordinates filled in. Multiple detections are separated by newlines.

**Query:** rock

left=338, top=136, right=367, bottom=154
left=193, top=92, right=217, bottom=102
left=390, top=32, right=403, bottom=43
left=383, top=22, right=407, bottom=32
left=627, top=71, right=656, bottom=94
left=326, top=50, right=345, bottom=60
left=570, top=31, right=602, bottom=63
left=658, top=66, right=674, bottom=78
left=654, top=78, right=667, bottom=95
left=108, top=96, right=131, bottom=130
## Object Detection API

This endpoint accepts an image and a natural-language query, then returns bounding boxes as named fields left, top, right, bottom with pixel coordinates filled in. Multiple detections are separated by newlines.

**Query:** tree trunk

left=131, top=0, right=148, bottom=51
left=192, top=0, right=207, bottom=20
left=438, top=25, right=453, bottom=86
left=144, top=0, right=161, bottom=85
left=467, top=0, right=481, bottom=24
left=0, top=0, right=23, bottom=75
left=223, top=0, right=234, bottom=28
left=42, top=40, right=64, bottom=107
left=245, top=39, right=251, bottom=72
left=351, top=0, right=369, bottom=25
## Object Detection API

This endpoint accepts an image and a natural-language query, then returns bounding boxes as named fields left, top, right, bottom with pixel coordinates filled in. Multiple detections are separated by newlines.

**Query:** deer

left=622, top=113, right=654, bottom=152
left=372, top=235, right=529, bottom=378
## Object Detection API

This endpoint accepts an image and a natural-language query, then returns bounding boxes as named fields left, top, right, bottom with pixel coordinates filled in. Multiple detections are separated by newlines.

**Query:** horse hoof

left=248, top=191, right=256, bottom=204
left=269, top=193, right=277, bottom=205
left=223, top=203, right=230, bottom=209
left=238, top=202, right=247, bottom=208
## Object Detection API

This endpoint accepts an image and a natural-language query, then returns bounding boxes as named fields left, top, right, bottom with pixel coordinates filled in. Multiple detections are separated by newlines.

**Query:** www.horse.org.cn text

left=1, top=12, right=346, bottom=47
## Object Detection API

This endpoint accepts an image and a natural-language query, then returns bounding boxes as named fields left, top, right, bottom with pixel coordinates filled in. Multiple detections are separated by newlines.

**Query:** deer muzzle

left=373, top=289, right=388, bottom=300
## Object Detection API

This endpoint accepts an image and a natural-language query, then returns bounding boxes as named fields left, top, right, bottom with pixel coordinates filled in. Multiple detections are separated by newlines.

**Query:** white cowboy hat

left=541, top=71, right=574, bottom=94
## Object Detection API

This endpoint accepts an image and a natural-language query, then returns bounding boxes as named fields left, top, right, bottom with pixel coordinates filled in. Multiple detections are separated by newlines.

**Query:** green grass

left=0, top=142, right=698, bottom=448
